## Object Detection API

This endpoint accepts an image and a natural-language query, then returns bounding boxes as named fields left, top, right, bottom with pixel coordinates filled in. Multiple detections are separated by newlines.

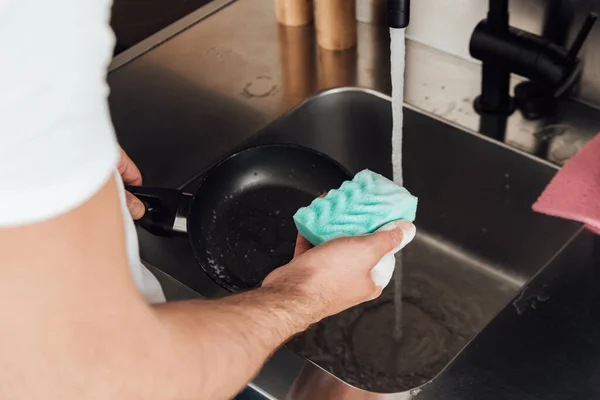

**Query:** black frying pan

left=128, top=144, right=351, bottom=292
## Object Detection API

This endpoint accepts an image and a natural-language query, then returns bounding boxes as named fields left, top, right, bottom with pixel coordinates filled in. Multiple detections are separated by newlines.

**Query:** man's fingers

left=294, top=234, right=313, bottom=257
left=126, top=191, right=145, bottom=220
left=292, top=193, right=325, bottom=258
left=118, top=148, right=143, bottom=186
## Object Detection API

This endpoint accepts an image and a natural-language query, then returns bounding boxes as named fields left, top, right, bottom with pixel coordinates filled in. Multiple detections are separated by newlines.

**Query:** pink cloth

left=533, top=133, right=600, bottom=235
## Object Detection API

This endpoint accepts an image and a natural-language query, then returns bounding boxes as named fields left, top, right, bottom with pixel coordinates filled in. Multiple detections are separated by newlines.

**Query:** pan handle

left=125, top=186, right=191, bottom=236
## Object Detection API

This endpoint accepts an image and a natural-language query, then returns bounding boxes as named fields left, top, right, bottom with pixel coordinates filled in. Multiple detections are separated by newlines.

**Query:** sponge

left=293, top=169, right=418, bottom=246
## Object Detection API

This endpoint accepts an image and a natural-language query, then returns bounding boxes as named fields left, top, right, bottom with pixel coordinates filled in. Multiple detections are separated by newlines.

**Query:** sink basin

left=237, top=88, right=581, bottom=393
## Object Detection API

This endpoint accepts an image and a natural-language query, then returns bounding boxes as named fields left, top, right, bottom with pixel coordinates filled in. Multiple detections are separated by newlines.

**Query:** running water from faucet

left=390, top=26, right=406, bottom=342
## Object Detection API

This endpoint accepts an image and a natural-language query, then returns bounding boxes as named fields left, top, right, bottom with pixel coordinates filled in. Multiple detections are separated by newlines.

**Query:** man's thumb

left=368, top=221, right=416, bottom=256
left=126, top=191, right=145, bottom=220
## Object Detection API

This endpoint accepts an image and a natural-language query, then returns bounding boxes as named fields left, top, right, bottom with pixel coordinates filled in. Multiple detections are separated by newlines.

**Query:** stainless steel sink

left=238, top=87, right=581, bottom=393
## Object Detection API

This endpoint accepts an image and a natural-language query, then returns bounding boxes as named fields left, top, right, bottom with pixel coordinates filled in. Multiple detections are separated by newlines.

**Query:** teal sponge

left=293, top=169, right=418, bottom=246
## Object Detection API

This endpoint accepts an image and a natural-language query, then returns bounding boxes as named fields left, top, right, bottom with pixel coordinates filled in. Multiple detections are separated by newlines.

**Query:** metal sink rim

left=308, top=86, right=562, bottom=172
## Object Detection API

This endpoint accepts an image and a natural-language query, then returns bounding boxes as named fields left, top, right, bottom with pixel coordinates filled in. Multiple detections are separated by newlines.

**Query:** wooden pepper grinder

left=314, top=0, right=357, bottom=50
left=275, top=0, right=313, bottom=26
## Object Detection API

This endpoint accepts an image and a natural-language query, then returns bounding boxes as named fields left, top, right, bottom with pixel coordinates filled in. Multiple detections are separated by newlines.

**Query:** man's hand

left=263, top=220, right=416, bottom=323
left=117, top=148, right=145, bottom=220
left=0, top=163, right=416, bottom=399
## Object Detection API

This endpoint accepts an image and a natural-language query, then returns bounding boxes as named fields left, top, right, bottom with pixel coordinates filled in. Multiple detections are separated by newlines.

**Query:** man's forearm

left=0, top=173, right=404, bottom=399
left=152, top=286, right=317, bottom=400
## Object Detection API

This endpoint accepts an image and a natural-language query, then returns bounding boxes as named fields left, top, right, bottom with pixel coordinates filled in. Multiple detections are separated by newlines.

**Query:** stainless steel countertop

left=107, top=0, right=600, bottom=398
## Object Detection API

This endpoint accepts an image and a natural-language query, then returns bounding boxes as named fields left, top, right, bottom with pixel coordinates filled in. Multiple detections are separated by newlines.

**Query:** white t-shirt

left=0, top=0, right=165, bottom=303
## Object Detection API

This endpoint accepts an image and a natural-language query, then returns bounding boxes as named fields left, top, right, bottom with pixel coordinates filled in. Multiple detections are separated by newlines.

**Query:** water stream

left=390, top=27, right=407, bottom=342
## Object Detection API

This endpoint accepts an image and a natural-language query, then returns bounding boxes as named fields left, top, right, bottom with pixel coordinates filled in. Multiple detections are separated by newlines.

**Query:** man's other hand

left=117, top=148, right=145, bottom=220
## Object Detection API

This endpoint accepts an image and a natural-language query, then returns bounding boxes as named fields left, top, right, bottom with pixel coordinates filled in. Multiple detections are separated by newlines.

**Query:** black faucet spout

left=388, top=0, right=410, bottom=29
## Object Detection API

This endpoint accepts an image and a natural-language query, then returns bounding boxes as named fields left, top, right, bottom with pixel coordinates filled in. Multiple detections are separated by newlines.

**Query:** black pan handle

left=125, top=186, right=189, bottom=236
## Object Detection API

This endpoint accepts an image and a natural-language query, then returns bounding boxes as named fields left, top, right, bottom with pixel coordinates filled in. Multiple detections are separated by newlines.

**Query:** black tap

left=469, top=0, right=597, bottom=120
left=388, top=0, right=410, bottom=29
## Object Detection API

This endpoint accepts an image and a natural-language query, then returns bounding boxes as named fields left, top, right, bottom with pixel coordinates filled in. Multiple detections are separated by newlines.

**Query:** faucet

left=387, top=0, right=410, bottom=29
left=469, top=0, right=597, bottom=120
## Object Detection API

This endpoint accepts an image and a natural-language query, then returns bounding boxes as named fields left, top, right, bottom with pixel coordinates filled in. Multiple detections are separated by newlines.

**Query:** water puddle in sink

left=286, top=231, right=521, bottom=392
left=391, top=26, right=407, bottom=342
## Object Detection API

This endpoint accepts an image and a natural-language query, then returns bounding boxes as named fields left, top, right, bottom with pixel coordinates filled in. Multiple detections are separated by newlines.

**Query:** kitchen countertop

left=107, top=0, right=600, bottom=398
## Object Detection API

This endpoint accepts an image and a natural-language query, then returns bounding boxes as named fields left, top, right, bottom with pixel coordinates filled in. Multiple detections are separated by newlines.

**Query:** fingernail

left=128, top=200, right=144, bottom=218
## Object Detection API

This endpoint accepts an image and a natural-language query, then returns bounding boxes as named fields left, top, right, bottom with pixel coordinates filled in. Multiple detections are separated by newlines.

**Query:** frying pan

left=128, top=144, right=351, bottom=292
